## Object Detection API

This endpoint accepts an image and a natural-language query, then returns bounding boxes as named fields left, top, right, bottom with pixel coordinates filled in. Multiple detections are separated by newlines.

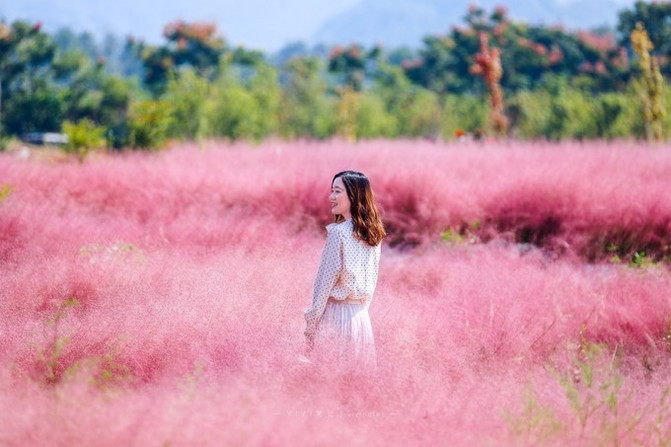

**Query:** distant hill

left=313, top=0, right=628, bottom=49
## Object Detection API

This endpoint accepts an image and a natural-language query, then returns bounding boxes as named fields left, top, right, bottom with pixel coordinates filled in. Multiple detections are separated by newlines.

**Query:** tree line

left=0, top=1, right=669, bottom=152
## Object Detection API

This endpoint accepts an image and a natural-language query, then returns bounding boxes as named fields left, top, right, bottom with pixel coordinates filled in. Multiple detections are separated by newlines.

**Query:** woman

left=303, top=170, right=386, bottom=372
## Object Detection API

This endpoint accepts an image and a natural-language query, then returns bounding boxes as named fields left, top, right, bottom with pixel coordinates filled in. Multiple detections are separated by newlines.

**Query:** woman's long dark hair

left=333, top=171, right=386, bottom=246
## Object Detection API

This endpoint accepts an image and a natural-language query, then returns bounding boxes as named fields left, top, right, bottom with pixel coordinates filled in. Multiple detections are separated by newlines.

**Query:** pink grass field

left=1, top=139, right=670, bottom=446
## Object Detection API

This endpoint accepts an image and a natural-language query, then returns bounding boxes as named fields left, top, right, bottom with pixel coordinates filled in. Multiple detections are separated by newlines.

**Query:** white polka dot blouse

left=304, top=218, right=381, bottom=337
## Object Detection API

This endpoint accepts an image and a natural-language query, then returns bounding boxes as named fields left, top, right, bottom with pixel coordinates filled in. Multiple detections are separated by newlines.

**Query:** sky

left=158, top=0, right=363, bottom=49
left=0, top=0, right=360, bottom=51
left=0, top=0, right=640, bottom=52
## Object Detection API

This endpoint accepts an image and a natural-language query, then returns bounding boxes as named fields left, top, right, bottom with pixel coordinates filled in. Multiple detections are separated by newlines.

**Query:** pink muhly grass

left=0, top=139, right=669, bottom=446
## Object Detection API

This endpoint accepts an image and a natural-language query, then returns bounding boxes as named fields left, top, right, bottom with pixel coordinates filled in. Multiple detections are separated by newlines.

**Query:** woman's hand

left=304, top=332, right=315, bottom=352
left=298, top=333, right=314, bottom=364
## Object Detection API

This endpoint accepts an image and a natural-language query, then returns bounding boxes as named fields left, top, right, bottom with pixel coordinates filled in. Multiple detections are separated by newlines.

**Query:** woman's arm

left=303, top=226, right=342, bottom=339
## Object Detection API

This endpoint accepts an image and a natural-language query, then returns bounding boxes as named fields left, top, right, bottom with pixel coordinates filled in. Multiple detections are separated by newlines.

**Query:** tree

left=52, top=28, right=100, bottom=61
left=630, top=22, right=666, bottom=142
left=279, top=56, right=335, bottom=139
left=133, top=21, right=227, bottom=95
left=471, top=32, right=507, bottom=136
left=162, top=68, right=211, bottom=140
left=207, top=59, right=282, bottom=142
left=404, top=35, right=471, bottom=94
left=327, top=44, right=374, bottom=91
left=618, top=0, right=671, bottom=74
left=404, top=5, right=625, bottom=94
left=48, top=44, right=133, bottom=147
left=0, top=20, right=63, bottom=135
left=373, top=58, right=440, bottom=138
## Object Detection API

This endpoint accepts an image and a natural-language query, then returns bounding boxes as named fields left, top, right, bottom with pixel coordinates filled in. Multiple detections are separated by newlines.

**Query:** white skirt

left=311, top=300, right=377, bottom=373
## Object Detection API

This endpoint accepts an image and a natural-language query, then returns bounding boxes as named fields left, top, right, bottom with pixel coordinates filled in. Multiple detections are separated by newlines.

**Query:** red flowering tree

left=470, top=32, right=507, bottom=136
left=327, top=44, right=368, bottom=91
left=404, top=5, right=624, bottom=94
left=133, top=21, right=227, bottom=95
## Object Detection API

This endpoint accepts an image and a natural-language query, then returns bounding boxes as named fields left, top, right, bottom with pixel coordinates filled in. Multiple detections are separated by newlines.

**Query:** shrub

left=279, top=57, right=336, bottom=139
left=207, top=66, right=282, bottom=142
left=0, top=135, right=10, bottom=151
left=592, top=93, right=635, bottom=139
left=508, top=90, right=553, bottom=139
left=394, top=89, right=442, bottom=138
left=442, top=94, right=487, bottom=139
left=163, top=68, right=211, bottom=141
left=247, top=64, right=282, bottom=140
left=334, top=86, right=360, bottom=141
left=128, top=100, right=174, bottom=149
left=62, top=118, right=107, bottom=162
left=208, top=79, right=257, bottom=140
left=544, top=88, right=597, bottom=139
left=0, top=184, right=11, bottom=203
left=355, top=93, right=397, bottom=139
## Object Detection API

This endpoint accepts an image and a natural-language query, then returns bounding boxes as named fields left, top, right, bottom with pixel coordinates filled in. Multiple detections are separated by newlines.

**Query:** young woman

left=303, top=171, right=386, bottom=372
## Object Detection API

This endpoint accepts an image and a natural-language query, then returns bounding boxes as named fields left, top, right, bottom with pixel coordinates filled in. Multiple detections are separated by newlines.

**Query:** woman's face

left=330, top=176, right=351, bottom=219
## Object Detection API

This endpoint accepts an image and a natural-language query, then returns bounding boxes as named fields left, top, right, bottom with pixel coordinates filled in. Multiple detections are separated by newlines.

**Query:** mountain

left=313, top=0, right=632, bottom=49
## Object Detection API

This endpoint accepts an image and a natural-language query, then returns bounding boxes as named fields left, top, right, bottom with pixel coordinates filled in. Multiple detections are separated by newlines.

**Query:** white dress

left=303, top=218, right=380, bottom=372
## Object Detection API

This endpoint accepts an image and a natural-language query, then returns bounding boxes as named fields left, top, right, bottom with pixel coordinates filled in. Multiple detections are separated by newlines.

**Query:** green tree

left=207, top=61, right=282, bottom=141
left=442, top=94, right=487, bottom=138
left=128, top=99, right=173, bottom=149
left=617, top=0, right=671, bottom=73
left=162, top=68, right=211, bottom=140
left=544, top=87, right=597, bottom=139
left=134, top=21, right=226, bottom=95
left=328, top=44, right=377, bottom=91
left=507, top=89, right=553, bottom=138
left=404, top=6, right=626, bottom=95
left=355, top=93, right=397, bottom=139
left=404, top=35, right=471, bottom=94
left=247, top=63, right=281, bottom=139
left=52, top=28, right=100, bottom=61
left=279, top=56, right=335, bottom=139
left=374, top=64, right=440, bottom=138
left=592, top=93, right=636, bottom=139
left=630, top=22, right=666, bottom=141
left=208, top=77, right=256, bottom=140
left=0, top=20, right=64, bottom=135
left=61, top=57, right=130, bottom=122
left=50, top=48, right=132, bottom=147
left=62, top=118, right=106, bottom=162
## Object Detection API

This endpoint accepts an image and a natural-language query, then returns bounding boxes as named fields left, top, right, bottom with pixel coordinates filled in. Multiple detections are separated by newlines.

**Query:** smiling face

left=330, top=176, right=351, bottom=220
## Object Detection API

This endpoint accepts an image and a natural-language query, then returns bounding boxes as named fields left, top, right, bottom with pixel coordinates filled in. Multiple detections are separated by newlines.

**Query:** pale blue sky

left=1, top=0, right=638, bottom=51
left=1, top=0, right=360, bottom=50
